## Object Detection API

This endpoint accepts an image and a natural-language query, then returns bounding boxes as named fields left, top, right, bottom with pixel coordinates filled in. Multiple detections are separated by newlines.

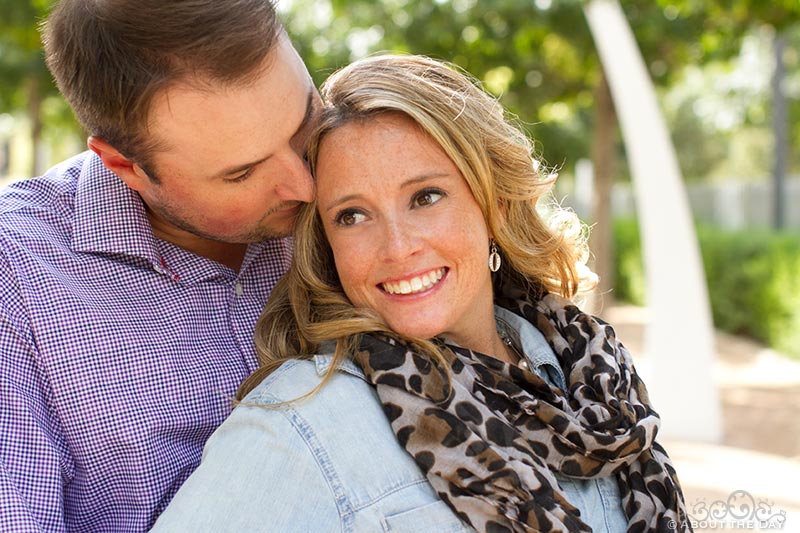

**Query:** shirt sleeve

left=151, top=399, right=342, bottom=532
left=0, top=250, right=68, bottom=533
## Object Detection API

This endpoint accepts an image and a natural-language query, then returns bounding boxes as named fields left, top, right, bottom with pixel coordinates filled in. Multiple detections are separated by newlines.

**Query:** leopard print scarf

left=354, top=286, right=690, bottom=532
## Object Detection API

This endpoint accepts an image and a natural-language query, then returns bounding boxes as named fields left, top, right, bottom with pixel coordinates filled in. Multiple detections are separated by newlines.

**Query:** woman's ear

left=87, top=136, right=152, bottom=192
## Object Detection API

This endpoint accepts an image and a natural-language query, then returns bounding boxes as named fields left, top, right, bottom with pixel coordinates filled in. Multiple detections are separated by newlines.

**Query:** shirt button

left=235, top=282, right=244, bottom=296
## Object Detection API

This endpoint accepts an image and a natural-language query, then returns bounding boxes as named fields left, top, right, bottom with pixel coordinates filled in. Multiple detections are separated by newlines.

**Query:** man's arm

left=0, top=251, right=68, bottom=532
left=0, top=457, right=53, bottom=533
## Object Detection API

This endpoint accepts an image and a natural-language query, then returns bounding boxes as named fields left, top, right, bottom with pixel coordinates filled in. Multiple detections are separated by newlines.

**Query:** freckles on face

left=314, top=113, right=497, bottom=348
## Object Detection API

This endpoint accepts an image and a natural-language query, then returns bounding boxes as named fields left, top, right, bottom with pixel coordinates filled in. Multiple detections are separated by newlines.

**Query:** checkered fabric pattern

left=0, top=152, right=292, bottom=532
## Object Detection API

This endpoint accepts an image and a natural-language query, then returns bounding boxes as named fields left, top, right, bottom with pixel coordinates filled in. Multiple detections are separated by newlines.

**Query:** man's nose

left=275, top=152, right=314, bottom=203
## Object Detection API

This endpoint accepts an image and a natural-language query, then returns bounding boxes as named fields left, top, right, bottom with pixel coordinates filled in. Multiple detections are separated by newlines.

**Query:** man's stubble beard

left=145, top=195, right=294, bottom=245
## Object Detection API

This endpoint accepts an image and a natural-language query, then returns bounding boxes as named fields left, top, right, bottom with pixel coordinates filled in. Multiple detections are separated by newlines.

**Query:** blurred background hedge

left=613, top=219, right=800, bottom=358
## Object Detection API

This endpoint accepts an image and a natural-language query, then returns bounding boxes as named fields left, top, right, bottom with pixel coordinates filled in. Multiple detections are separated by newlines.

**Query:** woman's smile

left=379, top=267, right=447, bottom=296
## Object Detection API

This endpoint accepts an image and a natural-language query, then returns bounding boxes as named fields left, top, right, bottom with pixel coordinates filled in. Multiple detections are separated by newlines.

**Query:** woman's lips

left=379, top=267, right=447, bottom=295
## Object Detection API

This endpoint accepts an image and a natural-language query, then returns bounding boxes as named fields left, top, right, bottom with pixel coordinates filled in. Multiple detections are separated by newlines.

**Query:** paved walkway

left=603, top=304, right=799, bottom=532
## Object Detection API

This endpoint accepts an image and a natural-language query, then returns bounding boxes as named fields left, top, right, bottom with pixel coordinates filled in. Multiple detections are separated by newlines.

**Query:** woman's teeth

left=381, top=268, right=445, bottom=295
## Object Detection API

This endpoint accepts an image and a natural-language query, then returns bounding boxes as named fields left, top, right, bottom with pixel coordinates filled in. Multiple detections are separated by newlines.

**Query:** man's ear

left=87, top=136, right=151, bottom=192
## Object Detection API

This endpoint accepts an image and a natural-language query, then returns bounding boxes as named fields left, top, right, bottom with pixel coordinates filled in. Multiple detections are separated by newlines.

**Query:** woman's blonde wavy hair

left=237, top=54, right=592, bottom=400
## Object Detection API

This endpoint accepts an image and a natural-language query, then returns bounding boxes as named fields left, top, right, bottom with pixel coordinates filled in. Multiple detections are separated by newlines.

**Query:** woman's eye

left=414, top=189, right=444, bottom=207
left=335, top=210, right=366, bottom=226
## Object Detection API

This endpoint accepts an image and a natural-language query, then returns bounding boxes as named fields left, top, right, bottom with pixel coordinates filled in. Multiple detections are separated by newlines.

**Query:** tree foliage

left=1, top=0, right=80, bottom=175
left=0, top=0, right=54, bottom=111
left=282, top=0, right=798, bottom=175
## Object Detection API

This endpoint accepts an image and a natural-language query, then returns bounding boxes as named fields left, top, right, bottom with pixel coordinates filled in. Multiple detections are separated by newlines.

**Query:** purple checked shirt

left=0, top=152, right=292, bottom=532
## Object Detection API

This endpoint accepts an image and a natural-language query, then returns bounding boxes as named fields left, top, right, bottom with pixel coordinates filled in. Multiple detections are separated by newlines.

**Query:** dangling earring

left=489, top=239, right=501, bottom=272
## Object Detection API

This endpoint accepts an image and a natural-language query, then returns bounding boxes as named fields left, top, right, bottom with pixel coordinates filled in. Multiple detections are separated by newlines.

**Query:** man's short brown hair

left=42, top=0, right=282, bottom=165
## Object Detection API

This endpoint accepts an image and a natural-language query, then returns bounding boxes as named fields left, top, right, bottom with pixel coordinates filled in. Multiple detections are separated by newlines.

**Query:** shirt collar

left=313, top=306, right=567, bottom=390
left=71, top=152, right=163, bottom=267
left=314, top=353, right=366, bottom=380
left=494, top=305, right=567, bottom=389
left=69, top=152, right=286, bottom=283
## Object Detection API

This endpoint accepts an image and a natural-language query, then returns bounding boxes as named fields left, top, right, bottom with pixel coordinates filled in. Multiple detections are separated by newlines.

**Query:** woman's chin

left=383, top=321, right=445, bottom=342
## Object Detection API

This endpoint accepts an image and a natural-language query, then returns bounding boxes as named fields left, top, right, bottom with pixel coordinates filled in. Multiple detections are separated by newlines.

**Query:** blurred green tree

left=0, top=0, right=65, bottom=176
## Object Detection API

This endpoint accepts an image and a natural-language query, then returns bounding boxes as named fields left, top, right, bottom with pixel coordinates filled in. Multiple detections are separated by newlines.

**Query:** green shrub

left=612, top=219, right=646, bottom=306
left=612, top=219, right=800, bottom=358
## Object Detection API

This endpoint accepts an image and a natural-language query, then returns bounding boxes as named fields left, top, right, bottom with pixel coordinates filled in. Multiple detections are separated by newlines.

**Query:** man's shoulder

left=0, top=153, right=89, bottom=230
left=0, top=153, right=110, bottom=301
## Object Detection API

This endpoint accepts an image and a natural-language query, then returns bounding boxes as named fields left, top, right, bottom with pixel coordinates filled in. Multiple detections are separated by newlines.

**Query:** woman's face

left=315, top=113, right=496, bottom=349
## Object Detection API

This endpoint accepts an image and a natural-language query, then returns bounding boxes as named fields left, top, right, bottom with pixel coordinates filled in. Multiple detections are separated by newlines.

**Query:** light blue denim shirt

left=153, top=307, right=627, bottom=532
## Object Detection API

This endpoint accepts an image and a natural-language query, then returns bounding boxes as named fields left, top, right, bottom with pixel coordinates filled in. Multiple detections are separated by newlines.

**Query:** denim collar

left=493, top=305, right=566, bottom=390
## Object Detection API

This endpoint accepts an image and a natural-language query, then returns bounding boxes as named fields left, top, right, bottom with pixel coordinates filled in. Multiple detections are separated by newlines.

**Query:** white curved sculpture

left=583, top=0, right=721, bottom=441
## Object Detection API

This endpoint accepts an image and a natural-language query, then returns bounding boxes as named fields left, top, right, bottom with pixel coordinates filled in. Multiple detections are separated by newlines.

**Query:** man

left=0, top=1, right=319, bottom=530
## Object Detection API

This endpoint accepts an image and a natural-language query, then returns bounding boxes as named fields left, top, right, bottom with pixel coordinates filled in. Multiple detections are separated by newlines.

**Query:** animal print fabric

left=355, top=289, right=690, bottom=532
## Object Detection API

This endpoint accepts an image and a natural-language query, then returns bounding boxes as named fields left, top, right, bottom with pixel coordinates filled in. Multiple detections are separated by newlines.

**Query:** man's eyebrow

left=211, top=87, right=316, bottom=180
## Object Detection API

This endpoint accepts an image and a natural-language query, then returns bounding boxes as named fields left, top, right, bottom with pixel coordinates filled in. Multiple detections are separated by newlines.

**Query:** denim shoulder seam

left=243, top=359, right=313, bottom=404
left=256, top=386, right=355, bottom=531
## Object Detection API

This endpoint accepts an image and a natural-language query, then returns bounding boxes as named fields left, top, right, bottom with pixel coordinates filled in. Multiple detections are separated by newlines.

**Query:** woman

left=153, top=55, right=689, bottom=532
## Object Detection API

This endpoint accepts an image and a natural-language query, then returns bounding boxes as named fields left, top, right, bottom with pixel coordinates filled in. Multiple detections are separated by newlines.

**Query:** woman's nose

left=381, top=220, right=422, bottom=262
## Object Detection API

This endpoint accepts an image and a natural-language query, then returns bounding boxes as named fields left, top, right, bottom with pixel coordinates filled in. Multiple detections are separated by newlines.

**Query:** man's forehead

left=143, top=61, right=315, bottom=178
